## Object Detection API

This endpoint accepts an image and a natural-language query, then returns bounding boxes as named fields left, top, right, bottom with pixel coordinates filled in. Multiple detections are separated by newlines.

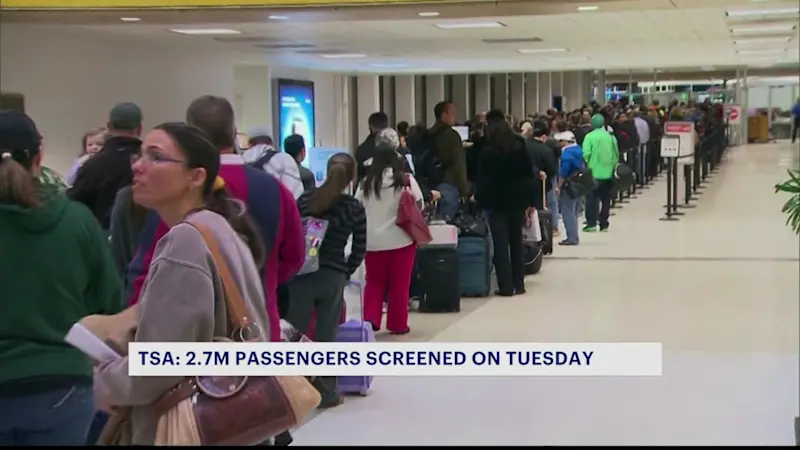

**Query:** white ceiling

left=18, top=0, right=800, bottom=73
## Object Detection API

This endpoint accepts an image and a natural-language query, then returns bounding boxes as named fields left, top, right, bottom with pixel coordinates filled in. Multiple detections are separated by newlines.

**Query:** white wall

left=0, top=25, right=234, bottom=173
left=0, top=24, right=349, bottom=174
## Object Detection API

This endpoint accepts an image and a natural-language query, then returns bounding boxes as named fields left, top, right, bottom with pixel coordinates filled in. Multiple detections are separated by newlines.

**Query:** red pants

left=363, top=243, right=416, bottom=333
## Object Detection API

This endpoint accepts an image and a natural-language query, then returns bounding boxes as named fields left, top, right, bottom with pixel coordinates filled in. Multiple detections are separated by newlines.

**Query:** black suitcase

left=523, top=242, right=543, bottom=275
left=415, top=246, right=461, bottom=313
left=537, top=209, right=554, bottom=255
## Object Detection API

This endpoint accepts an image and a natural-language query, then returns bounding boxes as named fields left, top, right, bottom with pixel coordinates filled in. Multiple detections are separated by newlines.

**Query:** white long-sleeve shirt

left=355, top=166, right=423, bottom=252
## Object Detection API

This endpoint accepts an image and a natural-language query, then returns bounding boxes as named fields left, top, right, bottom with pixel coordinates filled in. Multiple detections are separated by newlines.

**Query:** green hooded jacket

left=0, top=183, right=123, bottom=388
left=581, top=114, right=619, bottom=181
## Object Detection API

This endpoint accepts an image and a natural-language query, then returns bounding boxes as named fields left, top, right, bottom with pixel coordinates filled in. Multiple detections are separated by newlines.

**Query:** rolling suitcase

left=336, top=281, right=374, bottom=396
left=457, top=235, right=492, bottom=297
left=415, top=245, right=461, bottom=313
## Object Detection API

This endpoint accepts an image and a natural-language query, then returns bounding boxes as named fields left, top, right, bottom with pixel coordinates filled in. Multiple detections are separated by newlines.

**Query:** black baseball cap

left=108, top=102, right=142, bottom=131
left=0, top=109, right=42, bottom=163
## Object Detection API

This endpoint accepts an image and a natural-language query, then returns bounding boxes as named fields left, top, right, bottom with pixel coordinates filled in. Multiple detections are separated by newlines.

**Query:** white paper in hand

left=65, top=322, right=120, bottom=362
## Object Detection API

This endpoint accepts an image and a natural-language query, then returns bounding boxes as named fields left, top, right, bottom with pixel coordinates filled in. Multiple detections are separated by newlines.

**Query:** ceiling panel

left=2, top=0, right=798, bottom=73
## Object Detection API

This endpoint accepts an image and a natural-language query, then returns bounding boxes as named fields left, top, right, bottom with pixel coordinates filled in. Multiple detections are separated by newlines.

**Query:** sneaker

left=599, top=226, right=609, bottom=232
left=582, top=226, right=597, bottom=232
left=558, top=240, right=578, bottom=246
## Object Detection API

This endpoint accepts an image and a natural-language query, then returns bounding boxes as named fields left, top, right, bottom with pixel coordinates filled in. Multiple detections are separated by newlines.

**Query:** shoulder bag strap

left=188, top=221, right=252, bottom=331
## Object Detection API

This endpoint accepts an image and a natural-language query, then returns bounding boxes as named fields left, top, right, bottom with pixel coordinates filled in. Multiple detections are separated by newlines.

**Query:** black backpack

left=412, top=130, right=446, bottom=187
left=249, top=149, right=279, bottom=171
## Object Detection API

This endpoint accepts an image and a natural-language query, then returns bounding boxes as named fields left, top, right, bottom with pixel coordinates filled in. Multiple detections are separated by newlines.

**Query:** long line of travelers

left=0, top=93, right=720, bottom=446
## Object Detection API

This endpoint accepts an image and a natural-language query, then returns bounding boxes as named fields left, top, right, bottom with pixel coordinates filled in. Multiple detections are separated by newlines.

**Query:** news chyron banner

left=0, top=0, right=475, bottom=9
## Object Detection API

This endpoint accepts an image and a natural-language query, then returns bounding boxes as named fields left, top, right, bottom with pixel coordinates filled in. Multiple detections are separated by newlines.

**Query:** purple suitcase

left=336, top=319, right=375, bottom=395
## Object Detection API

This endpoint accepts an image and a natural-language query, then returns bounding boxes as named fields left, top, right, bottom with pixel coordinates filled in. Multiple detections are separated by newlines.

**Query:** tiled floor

left=294, top=142, right=800, bottom=446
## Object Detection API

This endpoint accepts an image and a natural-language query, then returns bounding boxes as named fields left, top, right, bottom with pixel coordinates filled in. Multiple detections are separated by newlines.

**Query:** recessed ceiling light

left=726, top=7, right=799, bottom=17
left=730, top=24, right=796, bottom=34
left=734, top=37, right=791, bottom=44
left=268, top=15, right=289, bottom=20
left=517, top=48, right=569, bottom=54
left=319, top=53, right=367, bottom=59
left=434, top=22, right=505, bottom=29
left=169, top=28, right=242, bottom=35
left=577, top=5, right=599, bottom=11
left=120, top=17, right=140, bottom=22
left=418, top=11, right=440, bottom=17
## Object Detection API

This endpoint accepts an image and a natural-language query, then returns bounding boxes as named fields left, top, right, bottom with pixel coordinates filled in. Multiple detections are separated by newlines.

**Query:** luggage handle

left=542, top=178, right=547, bottom=210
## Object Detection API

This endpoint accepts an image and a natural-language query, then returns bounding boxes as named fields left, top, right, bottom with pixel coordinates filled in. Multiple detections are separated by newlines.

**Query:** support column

left=525, top=72, right=538, bottom=117
left=582, top=71, right=593, bottom=107
left=356, top=75, right=380, bottom=142
left=381, top=76, right=395, bottom=127
left=537, top=72, right=552, bottom=112
left=451, top=74, right=470, bottom=123
left=491, top=73, right=508, bottom=111
left=741, top=67, right=748, bottom=143
left=425, top=74, right=445, bottom=126
left=509, top=73, right=525, bottom=119
left=595, top=70, right=607, bottom=105
left=561, top=71, right=577, bottom=111
left=394, top=75, right=416, bottom=126
left=473, top=74, right=491, bottom=116
left=414, top=75, right=426, bottom=125
left=551, top=71, right=563, bottom=110
left=234, top=66, right=271, bottom=135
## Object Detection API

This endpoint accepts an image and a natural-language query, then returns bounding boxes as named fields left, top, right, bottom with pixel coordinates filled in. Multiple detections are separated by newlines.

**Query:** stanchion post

left=678, top=163, right=697, bottom=209
left=671, top=158, right=684, bottom=216
left=659, top=157, right=679, bottom=221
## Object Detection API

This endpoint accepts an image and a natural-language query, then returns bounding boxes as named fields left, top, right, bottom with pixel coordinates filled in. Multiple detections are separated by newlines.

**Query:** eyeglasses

left=132, top=151, right=185, bottom=165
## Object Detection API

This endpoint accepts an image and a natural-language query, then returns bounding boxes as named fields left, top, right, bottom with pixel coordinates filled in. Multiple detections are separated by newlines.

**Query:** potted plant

left=774, top=169, right=800, bottom=235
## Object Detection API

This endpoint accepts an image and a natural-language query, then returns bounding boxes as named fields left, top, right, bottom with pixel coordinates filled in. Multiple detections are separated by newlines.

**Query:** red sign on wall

left=665, top=122, right=693, bottom=134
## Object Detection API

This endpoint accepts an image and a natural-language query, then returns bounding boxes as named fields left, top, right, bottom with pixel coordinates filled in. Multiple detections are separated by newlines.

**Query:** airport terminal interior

left=0, top=0, right=799, bottom=446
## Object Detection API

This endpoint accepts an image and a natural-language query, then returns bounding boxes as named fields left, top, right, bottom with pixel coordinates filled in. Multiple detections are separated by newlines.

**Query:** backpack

left=296, top=217, right=329, bottom=276
left=249, top=149, right=279, bottom=171
left=412, top=129, right=446, bottom=187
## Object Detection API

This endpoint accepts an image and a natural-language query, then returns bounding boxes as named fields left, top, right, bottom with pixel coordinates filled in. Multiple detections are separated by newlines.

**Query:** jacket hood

left=0, top=185, right=69, bottom=233
left=591, top=114, right=606, bottom=129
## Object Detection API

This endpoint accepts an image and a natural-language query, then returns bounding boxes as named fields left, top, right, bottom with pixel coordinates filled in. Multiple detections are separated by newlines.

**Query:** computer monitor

left=452, top=126, right=469, bottom=141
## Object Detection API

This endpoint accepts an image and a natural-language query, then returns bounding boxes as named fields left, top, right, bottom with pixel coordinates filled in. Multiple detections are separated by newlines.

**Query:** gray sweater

left=93, top=209, right=269, bottom=445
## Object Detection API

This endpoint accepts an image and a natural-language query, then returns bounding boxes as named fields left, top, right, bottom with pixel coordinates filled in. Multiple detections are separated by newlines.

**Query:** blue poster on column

left=277, top=79, right=315, bottom=165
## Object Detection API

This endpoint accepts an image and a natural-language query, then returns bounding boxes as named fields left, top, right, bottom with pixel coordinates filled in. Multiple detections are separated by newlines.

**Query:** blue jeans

left=559, top=190, right=582, bottom=244
left=436, top=182, right=461, bottom=221
left=545, top=180, right=560, bottom=230
left=0, top=385, right=95, bottom=446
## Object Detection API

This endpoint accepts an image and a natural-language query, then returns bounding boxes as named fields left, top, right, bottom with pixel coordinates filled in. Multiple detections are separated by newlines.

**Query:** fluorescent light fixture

left=577, top=5, right=599, bottom=11
left=120, top=17, right=140, bottom=22
left=734, top=37, right=791, bottom=44
left=418, top=11, right=440, bottom=17
left=701, top=66, right=715, bottom=71
left=268, top=15, right=289, bottom=20
left=737, top=48, right=786, bottom=54
left=518, top=48, right=568, bottom=54
left=726, top=7, right=799, bottom=17
left=548, top=56, right=589, bottom=62
left=319, top=53, right=367, bottom=59
left=369, top=63, right=409, bottom=68
left=169, top=28, right=242, bottom=35
left=434, top=22, right=505, bottom=29
left=730, top=24, right=797, bottom=34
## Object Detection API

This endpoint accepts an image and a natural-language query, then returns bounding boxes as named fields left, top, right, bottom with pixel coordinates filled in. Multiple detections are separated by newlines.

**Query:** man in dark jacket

left=68, top=102, right=143, bottom=233
left=427, top=100, right=467, bottom=220
left=524, top=120, right=557, bottom=211
left=354, top=111, right=388, bottom=190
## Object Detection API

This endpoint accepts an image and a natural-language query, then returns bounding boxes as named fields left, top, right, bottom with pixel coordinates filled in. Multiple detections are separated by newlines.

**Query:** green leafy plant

left=775, top=169, right=800, bottom=235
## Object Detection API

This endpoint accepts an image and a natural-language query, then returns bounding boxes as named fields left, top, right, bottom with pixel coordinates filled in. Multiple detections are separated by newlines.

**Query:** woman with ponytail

left=93, top=122, right=270, bottom=445
left=0, top=110, right=122, bottom=445
left=285, top=152, right=367, bottom=408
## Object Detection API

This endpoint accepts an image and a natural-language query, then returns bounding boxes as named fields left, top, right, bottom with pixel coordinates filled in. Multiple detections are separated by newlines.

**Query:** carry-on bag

left=336, top=281, right=375, bottom=396
left=415, top=245, right=461, bottom=313
left=538, top=180, right=554, bottom=255
left=457, top=235, right=492, bottom=297
left=523, top=241, right=544, bottom=275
